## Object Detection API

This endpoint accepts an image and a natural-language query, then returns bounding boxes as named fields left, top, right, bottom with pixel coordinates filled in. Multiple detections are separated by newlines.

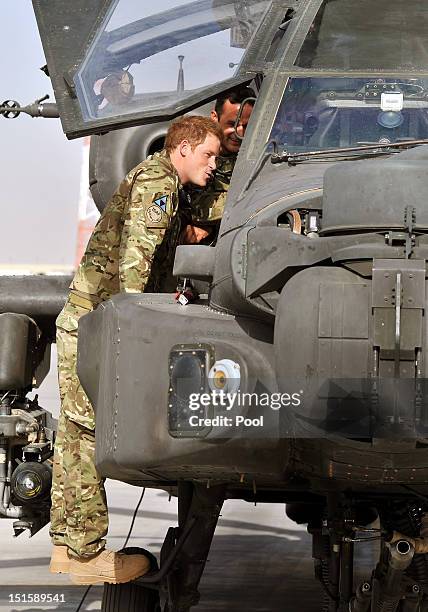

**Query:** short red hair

left=165, top=115, right=223, bottom=153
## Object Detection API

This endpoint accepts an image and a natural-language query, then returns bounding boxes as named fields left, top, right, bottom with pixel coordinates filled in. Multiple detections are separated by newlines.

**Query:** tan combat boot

left=49, top=545, right=71, bottom=574
left=69, top=549, right=151, bottom=585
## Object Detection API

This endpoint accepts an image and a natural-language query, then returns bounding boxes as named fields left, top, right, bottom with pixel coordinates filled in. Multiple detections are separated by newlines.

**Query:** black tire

left=101, top=548, right=161, bottom=612
left=101, top=581, right=160, bottom=612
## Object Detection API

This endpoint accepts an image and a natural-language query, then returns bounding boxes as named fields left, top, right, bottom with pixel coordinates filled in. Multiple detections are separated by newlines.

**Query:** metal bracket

left=394, top=272, right=402, bottom=377
left=372, top=260, right=425, bottom=310
left=13, top=510, right=50, bottom=538
left=372, top=259, right=425, bottom=376
left=384, top=205, right=416, bottom=259
left=404, top=205, right=416, bottom=259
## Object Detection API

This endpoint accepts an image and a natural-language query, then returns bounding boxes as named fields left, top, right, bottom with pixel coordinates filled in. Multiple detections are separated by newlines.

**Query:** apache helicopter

left=4, top=0, right=428, bottom=610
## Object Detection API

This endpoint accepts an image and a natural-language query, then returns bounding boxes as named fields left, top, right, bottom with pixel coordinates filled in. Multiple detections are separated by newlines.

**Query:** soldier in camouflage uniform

left=49, top=115, right=222, bottom=586
left=188, top=86, right=256, bottom=243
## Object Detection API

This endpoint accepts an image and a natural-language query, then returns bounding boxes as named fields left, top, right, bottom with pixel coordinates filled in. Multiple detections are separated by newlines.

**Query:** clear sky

left=1, top=3, right=82, bottom=266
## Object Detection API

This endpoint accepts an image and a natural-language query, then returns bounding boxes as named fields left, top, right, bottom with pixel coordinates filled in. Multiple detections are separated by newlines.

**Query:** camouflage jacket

left=190, top=153, right=236, bottom=223
left=57, top=150, right=187, bottom=332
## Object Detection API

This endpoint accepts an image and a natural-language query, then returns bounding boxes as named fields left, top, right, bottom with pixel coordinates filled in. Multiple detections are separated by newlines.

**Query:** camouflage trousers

left=50, top=325, right=108, bottom=558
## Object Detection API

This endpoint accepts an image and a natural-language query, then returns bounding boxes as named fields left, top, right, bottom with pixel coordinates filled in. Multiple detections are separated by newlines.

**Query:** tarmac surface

left=0, top=349, right=374, bottom=612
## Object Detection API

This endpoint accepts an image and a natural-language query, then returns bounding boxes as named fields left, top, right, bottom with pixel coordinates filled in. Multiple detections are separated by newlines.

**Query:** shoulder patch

left=153, top=195, right=168, bottom=212
left=144, top=193, right=171, bottom=229
left=146, top=204, right=163, bottom=224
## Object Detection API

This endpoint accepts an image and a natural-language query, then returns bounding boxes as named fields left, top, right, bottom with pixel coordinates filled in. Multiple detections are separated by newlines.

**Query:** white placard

left=381, top=92, right=404, bottom=111
left=178, top=294, right=189, bottom=306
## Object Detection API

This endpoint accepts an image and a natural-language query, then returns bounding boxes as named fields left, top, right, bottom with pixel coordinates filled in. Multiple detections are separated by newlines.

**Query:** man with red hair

left=50, top=115, right=222, bottom=585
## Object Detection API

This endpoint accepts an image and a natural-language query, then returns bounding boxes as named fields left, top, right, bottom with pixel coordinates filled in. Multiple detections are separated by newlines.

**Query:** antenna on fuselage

left=177, top=55, right=185, bottom=92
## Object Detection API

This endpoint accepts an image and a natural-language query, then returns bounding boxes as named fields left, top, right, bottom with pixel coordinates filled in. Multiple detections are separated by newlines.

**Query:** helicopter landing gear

left=102, top=483, right=225, bottom=612
left=157, top=482, right=226, bottom=611
left=309, top=497, right=428, bottom=612
left=349, top=539, right=416, bottom=612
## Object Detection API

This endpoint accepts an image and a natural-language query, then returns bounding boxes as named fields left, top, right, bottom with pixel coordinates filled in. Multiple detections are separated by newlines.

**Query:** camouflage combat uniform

left=50, top=150, right=187, bottom=557
left=190, top=153, right=236, bottom=224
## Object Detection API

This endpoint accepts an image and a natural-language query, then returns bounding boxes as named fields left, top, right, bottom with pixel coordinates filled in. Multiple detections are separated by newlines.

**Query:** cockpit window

left=295, top=0, right=428, bottom=70
left=75, top=0, right=269, bottom=122
left=270, top=77, right=428, bottom=152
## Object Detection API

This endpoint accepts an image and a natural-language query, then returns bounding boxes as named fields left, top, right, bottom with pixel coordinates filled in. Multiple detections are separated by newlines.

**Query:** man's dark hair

left=214, top=85, right=256, bottom=117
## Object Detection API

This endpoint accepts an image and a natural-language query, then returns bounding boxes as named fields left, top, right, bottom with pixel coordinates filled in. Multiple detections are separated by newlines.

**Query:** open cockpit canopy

left=33, top=0, right=293, bottom=138
left=33, top=0, right=428, bottom=139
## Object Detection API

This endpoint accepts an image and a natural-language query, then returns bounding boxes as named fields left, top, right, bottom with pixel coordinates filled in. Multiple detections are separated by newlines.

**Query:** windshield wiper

left=238, top=140, right=273, bottom=199
left=271, top=139, right=428, bottom=165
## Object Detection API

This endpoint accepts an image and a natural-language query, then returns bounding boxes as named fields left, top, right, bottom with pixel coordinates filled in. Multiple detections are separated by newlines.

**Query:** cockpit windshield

left=74, top=0, right=268, bottom=123
left=270, top=77, right=428, bottom=153
left=295, top=0, right=428, bottom=71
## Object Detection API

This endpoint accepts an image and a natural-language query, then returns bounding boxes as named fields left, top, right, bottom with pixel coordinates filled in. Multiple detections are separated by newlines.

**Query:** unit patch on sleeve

left=146, top=205, right=163, bottom=224
left=145, top=194, right=170, bottom=228
left=153, top=195, right=168, bottom=212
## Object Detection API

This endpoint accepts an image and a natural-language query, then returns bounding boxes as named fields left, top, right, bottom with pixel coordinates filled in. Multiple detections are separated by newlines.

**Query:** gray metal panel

left=322, top=150, right=428, bottom=233
left=318, top=339, right=369, bottom=379
left=244, top=226, right=329, bottom=297
left=374, top=309, right=422, bottom=356
left=173, top=245, right=216, bottom=281
left=274, top=267, right=377, bottom=442
left=372, top=259, right=426, bottom=309
left=275, top=266, right=370, bottom=382
left=318, top=283, right=369, bottom=340
left=77, top=294, right=288, bottom=484
left=0, top=314, right=37, bottom=390
left=0, top=275, right=71, bottom=317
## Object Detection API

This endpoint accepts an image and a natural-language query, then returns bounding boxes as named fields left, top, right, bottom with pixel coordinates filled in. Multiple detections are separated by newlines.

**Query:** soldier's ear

left=210, top=110, right=219, bottom=122
left=179, top=139, right=191, bottom=157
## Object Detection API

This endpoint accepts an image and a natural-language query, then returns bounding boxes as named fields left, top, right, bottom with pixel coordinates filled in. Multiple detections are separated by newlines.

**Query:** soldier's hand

left=180, top=225, right=211, bottom=244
